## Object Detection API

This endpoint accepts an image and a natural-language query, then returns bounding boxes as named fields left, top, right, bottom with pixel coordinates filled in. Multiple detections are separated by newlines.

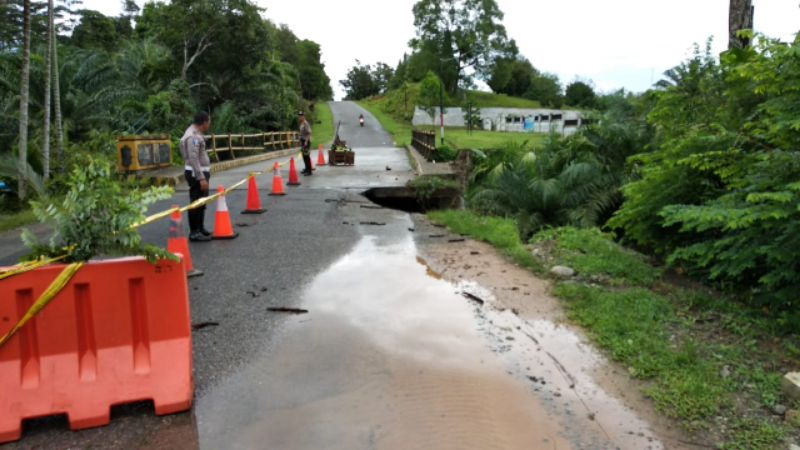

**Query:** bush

left=433, top=144, right=457, bottom=162
left=610, top=35, right=800, bottom=310
left=22, top=160, right=174, bottom=263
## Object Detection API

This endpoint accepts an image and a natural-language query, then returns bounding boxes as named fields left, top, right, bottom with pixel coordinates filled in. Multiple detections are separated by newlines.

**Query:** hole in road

left=363, top=186, right=460, bottom=213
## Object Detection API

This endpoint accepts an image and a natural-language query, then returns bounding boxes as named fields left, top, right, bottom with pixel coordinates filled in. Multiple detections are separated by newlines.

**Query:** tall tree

left=339, top=60, right=379, bottom=100
left=565, top=80, right=597, bottom=109
left=17, top=0, right=31, bottom=198
left=410, top=0, right=516, bottom=93
left=42, top=0, right=53, bottom=180
left=729, top=0, right=754, bottom=49
left=52, top=7, right=64, bottom=173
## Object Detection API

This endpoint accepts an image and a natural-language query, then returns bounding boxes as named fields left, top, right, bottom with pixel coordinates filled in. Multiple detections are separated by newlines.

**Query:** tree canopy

left=0, top=0, right=333, bottom=187
left=409, top=0, right=517, bottom=93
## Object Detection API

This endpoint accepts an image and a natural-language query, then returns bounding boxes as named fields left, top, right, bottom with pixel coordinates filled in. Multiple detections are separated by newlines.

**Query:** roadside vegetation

left=430, top=213, right=799, bottom=449
left=1, top=0, right=332, bottom=221
left=384, top=3, right=800, bottom=445
left=0, top=209, right=36, bottom=233
left=311, top=102, right=335, bottom=147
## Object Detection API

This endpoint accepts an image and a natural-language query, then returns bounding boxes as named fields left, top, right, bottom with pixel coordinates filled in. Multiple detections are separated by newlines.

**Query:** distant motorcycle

left=359, top=116, right=365, bottom=127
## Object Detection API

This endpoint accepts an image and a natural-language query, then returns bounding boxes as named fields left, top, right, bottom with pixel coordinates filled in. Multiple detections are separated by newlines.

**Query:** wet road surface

left=1, top=102, right=673, bottom=449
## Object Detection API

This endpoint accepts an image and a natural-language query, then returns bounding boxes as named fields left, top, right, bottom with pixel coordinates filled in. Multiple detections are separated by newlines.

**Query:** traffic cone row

left=174, top=156, right=323, bottom=278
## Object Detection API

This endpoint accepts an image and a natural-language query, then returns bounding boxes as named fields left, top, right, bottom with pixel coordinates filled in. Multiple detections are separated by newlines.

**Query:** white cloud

left=80, top=0, right=800, bottom=98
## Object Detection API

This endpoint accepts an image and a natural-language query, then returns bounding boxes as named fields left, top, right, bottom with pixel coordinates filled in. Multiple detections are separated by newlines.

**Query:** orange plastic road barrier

left=212, top=185, right=239, bottom=240
left=287, top=158, right=301, bottom=186
left=269, top=162, right=287, bottom=196
left=0, top=257, right=192, bottom=444
left=166, top=207, right=203, bottom=278
left=316, top=144, right=327, bottom=166
left=242, top=175, right=267, bottom=215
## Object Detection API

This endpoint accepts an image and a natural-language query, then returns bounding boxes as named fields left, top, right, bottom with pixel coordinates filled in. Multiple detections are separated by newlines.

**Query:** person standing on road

left=181, top=112, right=213, bottom=242
left=298, top=111, right=313, bottom=175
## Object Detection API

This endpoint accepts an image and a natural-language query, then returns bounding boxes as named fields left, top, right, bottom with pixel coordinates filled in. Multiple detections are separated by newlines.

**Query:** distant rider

left=359, top=114, right=365, bottom=127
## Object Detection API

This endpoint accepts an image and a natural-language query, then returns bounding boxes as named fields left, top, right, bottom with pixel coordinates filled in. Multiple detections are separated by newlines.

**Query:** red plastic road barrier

left=287, top=158, right=301, bottom=186
left=0, top=257, right=193, bottom=444
left=316, top=144, right=326, bottom=166
left=213, top=185, right=239, bottom=240
left=242, top=175, right=267, bottom=215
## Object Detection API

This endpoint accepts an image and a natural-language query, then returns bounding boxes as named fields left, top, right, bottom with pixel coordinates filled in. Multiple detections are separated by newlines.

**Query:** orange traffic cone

left=213, top=185, right=239, bottom=240
left=317, top=144, right=327, bottom=166
left=287, top=157, right=301, bottom=186
left=242, top=174, right=267, bottom=214
left=269, top=162, right=287, bottom=196
left=167, top=206, right=203, bottom=278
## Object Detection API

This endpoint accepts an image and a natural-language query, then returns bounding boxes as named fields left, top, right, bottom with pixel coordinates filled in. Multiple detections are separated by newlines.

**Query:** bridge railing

left=204, top=131, right=300, bottom=162
left=411, top=129, right=436, bottom=160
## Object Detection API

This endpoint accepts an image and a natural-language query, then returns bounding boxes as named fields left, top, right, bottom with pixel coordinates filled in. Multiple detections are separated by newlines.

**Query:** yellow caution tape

left=0, top=262, right=85, bottom=347
left=0, top=255, right=69, bottom=281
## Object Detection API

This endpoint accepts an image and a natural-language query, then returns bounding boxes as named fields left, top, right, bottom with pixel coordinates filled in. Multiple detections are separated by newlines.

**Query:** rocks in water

left=550, top=266, right=576, bottom=278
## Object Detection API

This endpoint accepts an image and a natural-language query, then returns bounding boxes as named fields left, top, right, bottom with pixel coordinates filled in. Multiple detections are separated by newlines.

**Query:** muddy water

left=196, top=215, right=663, bottom=450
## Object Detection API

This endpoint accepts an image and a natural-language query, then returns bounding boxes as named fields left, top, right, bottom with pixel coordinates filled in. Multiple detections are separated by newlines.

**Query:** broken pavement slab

left=782, top=372, right=800, bottom=402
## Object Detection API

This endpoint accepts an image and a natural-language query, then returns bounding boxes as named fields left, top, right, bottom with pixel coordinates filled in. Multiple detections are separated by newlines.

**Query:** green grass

left=427, top=210, right=542, bottom=272
left=0, top=209, right=36, bottom=233
left=532, top=227, right=660, bottom=286
left=361, top=98, right=545, bottom=151
left=362, top=87, right=551, bottom=151
left=444, top=129, right=545, bottom=150
left=312, top=101, right=335, bottom=146
left=465, top=90, right=541, bottom=109
left=427, top=215, right=795, bottom=448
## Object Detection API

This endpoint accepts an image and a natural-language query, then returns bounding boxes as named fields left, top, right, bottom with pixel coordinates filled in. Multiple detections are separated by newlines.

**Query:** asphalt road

left=1, top=101, right=415, bottom=449
left=1, top=102, right=674, bottom=450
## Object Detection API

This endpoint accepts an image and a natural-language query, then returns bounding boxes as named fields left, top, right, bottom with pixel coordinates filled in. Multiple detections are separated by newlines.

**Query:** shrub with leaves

left=611, top=34, right=800, bottom=315
left=22, top=160, right=175, bottom=263
left=468, top=107, right=648, bottom=239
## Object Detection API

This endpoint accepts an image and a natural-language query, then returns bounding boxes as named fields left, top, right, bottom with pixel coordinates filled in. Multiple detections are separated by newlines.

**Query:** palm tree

left=42, top=0, right=54, bottom=181
left=17, top=0, right=31, bottom=199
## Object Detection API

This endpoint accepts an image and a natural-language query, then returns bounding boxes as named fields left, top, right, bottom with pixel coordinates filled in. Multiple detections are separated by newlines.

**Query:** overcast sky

left=82, top=0, right=799, bottom=100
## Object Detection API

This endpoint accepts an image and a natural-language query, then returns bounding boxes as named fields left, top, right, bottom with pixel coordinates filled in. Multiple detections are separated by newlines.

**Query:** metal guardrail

left=204, top=131, right=300, bottom=162
left=411, top=129, right=436, bottom=160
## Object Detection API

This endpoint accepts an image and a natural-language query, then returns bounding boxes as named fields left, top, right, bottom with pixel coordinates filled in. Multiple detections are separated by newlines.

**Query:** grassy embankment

left=0, top=209, right=36, bottom=233
left=312, top=101, right=335, bottom=147
left=359, top=87, right=547, bottom=151
left=428, top=210, right=799, bottom=450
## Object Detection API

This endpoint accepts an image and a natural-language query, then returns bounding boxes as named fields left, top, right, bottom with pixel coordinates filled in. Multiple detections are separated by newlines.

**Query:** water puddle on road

left=196, top=221, right=665, bottom=450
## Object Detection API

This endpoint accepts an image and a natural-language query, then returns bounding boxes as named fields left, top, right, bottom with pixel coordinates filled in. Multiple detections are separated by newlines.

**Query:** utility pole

left=729, top=0, right=755, bottom=49
left=439, top=82, right=444, bottom=145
